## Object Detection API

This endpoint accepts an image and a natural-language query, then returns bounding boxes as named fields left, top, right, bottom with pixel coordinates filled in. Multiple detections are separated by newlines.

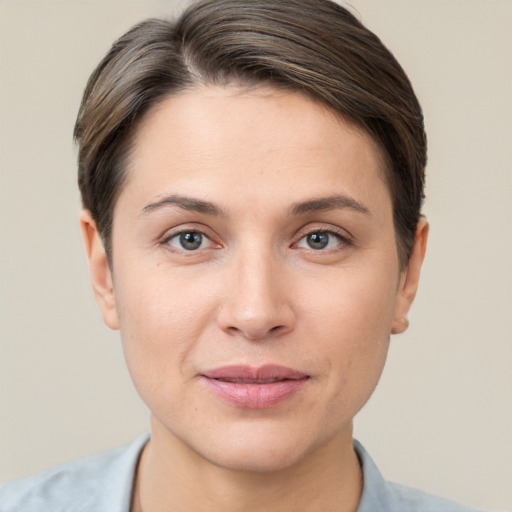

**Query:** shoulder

left=0, top=434, right=148, bottom=512
left=354, top=440, right=488, bottom=512
left=382, top=481, right=486, bottom=512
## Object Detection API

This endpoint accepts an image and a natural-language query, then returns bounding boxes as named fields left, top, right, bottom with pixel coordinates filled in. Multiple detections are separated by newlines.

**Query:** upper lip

left=201, top=365, right=309, bottom=383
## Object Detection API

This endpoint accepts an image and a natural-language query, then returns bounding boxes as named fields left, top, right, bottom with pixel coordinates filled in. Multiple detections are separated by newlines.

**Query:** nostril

left=217, top=300, right=296, bottom=340
left=226, top=324, right=285, bottom=340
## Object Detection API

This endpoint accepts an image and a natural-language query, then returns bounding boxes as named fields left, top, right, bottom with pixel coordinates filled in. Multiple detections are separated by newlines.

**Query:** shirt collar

left=354, top=439, right=396, bottom=511
left=120, top=436, right=391, bottom=511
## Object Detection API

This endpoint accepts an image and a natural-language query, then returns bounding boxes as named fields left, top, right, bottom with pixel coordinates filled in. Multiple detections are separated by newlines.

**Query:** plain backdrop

left=0, top=1, right=510, bottom=510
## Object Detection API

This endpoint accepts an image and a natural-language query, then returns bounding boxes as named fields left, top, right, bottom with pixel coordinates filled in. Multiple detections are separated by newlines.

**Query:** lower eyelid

left=295, top=231, right=349, bottom=250
left=162, top=228, right=226, bottom=253
left=160, top=226, right=350, bottom=252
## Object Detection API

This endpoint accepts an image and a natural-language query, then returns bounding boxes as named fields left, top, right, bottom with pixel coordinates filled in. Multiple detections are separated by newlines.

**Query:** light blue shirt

left=0, top=435, right=487, bottom=511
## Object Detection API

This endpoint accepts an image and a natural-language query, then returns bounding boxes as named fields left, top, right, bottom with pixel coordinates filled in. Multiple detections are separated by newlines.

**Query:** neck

left=133, top=416, right=362, bottom=512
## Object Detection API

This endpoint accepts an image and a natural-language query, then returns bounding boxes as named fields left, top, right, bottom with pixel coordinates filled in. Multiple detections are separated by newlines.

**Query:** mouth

left=200, top=365, right=310, bottom=409
left=214, top=377, right=295, bottom=384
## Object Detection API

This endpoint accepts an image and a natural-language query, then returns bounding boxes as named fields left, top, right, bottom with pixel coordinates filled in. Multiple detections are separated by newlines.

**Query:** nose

left=216, top=249, right=296, bottom=341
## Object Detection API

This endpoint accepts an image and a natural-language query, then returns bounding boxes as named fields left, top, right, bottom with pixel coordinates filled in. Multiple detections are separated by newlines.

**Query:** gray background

left=0, top=1, right=511, bottom=510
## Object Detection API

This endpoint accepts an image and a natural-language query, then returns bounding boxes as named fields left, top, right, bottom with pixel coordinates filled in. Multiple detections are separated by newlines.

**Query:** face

left=82, top=86, right=426, bottom=472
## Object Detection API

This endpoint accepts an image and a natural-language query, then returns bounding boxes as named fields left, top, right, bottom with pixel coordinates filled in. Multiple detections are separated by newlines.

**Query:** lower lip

left=202, top=377, right=308, bottom=409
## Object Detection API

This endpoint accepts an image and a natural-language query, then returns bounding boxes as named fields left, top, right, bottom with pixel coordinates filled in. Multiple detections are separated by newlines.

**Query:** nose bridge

left=218, top=238, right=295, bottom=340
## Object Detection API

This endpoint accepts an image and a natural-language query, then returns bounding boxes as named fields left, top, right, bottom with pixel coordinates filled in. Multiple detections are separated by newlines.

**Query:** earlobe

left=80, top=210, right=120, bottom=330
left=391, top=217, right=429, bottom=335
left=391, top=316, right=410, bottom=335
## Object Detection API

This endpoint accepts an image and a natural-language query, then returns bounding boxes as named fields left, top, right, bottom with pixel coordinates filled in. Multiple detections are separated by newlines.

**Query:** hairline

left=106, top=83, right=403, bottom=270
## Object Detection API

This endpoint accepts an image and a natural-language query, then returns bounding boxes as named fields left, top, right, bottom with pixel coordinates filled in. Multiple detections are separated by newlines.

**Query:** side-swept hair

left=75, top=0, right=426, bottom=267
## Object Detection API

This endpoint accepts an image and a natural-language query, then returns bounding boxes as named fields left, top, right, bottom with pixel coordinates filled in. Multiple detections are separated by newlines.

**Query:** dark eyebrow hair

left=289, top=194, right=371, bottom=216
left=140, top=194, right=226, bottom=216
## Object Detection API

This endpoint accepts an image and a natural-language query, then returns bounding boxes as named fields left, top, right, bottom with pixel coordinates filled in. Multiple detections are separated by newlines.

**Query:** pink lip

left=200, top=365, right=309, bottom=409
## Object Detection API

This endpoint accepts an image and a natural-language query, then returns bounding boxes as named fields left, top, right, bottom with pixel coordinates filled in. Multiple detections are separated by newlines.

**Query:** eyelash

left=294, top=226, right=352, bottom=252
left=160, top=225, right=352, bottom=253
left=161, top=227, right=219, bottom=253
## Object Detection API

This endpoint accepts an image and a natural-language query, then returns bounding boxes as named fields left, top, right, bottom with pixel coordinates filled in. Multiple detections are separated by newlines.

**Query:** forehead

left=134, top=85, right=381, bottom=156
left=121, top=85, right=390, bottom=214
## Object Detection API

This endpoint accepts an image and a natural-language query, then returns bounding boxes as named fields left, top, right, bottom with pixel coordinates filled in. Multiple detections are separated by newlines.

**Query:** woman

left=0, top=1, right=490, bottom=511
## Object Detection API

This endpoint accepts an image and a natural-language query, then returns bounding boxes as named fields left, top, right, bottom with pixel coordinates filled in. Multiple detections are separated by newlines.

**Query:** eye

left=296, top=231, right=346, bottom=250
left=166, top=230, right=212, bottom=251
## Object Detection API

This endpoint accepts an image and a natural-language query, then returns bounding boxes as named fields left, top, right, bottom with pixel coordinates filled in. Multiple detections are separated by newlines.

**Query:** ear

left=80, top=210, right=120, bottom=330
left=391, top=217, right=429, bottom=335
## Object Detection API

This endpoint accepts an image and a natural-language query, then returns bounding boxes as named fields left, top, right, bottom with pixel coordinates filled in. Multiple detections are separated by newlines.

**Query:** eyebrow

left=140, top=193, right=370, bottom=217
left=289, top=194, right=371, bottom=216
left=140, top=194, right=226, bottom=217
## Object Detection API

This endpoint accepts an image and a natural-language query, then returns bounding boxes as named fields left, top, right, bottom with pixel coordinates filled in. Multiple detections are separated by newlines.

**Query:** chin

left=187, top=419, right=336, bottom=474
left=205, top=442, right=309, bottom=473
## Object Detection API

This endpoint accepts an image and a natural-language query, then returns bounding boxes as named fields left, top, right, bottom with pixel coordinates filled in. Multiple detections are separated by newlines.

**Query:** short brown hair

left=75, top=0, right=426, bottom=266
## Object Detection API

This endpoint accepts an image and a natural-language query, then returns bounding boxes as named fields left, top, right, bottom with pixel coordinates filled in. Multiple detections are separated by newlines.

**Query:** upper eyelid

left=166, top=230, right=210, bottom=241
left=294, top=223, right=353, bottom=241
left=295, top=230, right=348, bottom=247
left=157, top=223, right=352, bottom=247
left=160, top=224, right=215, bottom=242
left=161, top=229, right=221, bottom=254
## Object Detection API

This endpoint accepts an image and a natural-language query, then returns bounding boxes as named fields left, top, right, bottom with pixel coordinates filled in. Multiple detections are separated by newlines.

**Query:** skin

left=81, top=86, right=428, bottom=512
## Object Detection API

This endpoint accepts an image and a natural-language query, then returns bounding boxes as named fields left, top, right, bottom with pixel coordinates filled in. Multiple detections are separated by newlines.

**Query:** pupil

left=180, top=232, right=202, bottom=250
left=307, top=232, right=329, bottom=249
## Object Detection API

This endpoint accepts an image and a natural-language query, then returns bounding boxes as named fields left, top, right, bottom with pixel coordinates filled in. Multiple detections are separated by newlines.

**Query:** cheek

left=113, top=270, right=217, bottom=399
left=304, top=263, right=398, bottom=342
left=304, top=268, right=397, bottom=404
